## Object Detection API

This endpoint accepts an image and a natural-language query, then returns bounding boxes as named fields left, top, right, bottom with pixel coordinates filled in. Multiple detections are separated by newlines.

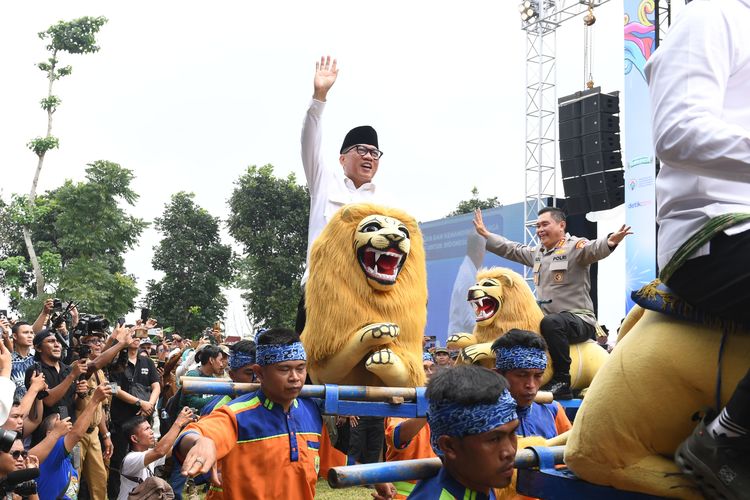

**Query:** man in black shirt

left=107, top=332, right=160, bottom=499
left=29, top=327, right=131, bottom=445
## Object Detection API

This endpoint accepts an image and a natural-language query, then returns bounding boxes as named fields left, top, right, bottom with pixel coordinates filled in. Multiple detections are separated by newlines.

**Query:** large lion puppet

left=447, top=266, right=607, bottom=389
left=301, top=203, right=427, bottom=387
left=565, top=281, right=750, bottom=499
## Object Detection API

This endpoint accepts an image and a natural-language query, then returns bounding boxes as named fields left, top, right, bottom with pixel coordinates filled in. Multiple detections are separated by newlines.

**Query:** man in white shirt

left=118, top=407, right=194, bottom=500
left=645, top=0, right=750, bottom=496
left=296, top=55, right=386, bottom=332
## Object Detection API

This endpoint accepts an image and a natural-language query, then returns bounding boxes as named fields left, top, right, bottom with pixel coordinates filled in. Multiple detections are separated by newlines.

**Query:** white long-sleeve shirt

left=300, top=99, right=383, bottom=284
left=645, top=0, right=750, bottom=269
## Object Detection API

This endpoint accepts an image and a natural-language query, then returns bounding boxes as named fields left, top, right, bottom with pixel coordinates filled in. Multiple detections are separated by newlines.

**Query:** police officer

left=473, top=206, right=632, bottom=399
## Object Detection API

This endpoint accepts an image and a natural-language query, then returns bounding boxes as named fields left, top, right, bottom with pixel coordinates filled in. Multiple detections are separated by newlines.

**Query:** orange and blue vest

left=176, top=390, right=322, bottom=499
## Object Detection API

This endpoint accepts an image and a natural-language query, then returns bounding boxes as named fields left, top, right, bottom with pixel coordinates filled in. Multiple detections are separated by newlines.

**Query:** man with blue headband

left=408, top=365, right=519, bottom=499
left=174, top=328, right=322, bottom=499
left=492, top=330, right=571, bottom=439
left=199, top=340, right=257, bottom=417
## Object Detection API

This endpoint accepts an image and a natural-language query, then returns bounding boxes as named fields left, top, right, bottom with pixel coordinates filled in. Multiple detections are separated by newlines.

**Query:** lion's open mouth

left=359, top=246, right=405, bottom=284
left=470, top=296, right=499, bottom=322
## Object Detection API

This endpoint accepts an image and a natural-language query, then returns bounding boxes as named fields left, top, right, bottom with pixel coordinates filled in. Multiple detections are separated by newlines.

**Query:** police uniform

left=485, top=232, right=615, bottom=384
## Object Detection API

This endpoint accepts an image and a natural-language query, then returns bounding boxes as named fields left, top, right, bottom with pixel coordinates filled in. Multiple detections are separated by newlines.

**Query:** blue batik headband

left=229, top=352, right=256, bottom=370
left=423, top=352, right=434, bottom=362
left=428, top=388, right=518, bottom=456
left=495, top=345, right=547, bottom=372
left=256, top=341, right=307, bottom=366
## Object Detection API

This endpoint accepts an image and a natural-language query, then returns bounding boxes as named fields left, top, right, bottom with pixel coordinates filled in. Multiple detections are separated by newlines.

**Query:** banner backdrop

left=623, top=0, right=657, bottom=310
left=420, top=204, right=525, bottom=347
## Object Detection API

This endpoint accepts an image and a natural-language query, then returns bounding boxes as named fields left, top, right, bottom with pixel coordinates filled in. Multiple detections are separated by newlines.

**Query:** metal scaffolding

left=521, top=0, right=612, bottom=282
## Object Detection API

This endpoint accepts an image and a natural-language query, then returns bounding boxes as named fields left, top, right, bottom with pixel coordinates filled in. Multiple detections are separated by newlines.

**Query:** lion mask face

left=354, top=214, right=411, bottom=291
left=467, top=274, right=514, bottom=326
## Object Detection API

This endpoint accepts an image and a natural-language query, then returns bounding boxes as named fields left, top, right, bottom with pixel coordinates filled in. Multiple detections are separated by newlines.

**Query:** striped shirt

left=11, top=351, right=35, bottom=398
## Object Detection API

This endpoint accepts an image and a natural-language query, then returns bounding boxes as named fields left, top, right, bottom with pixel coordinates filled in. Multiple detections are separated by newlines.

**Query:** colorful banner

left=623, top=0, right=657, bottom=310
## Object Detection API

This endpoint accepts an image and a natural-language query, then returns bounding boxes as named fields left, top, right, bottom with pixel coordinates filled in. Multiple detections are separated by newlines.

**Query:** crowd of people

left=0, top=298, right=253, bottom=500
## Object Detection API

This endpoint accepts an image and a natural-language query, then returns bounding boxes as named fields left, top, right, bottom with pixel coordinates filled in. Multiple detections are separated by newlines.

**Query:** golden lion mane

left=301, top=203, right=427, bottom=387
left=473, top=267, right=544, bottom=343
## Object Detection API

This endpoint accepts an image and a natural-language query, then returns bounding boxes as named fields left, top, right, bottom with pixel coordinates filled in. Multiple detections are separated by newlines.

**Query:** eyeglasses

left=85, top=339, right=103, bottom=345
left=10, top=450, right=28, bottom=460
left=344, top=145, right=383, bottom=160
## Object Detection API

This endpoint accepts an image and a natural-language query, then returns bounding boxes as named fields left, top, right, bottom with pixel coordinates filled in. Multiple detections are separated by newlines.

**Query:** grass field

left=182, top=479, right=374, bottom=499
left=315, top=480, right=374, bottom=499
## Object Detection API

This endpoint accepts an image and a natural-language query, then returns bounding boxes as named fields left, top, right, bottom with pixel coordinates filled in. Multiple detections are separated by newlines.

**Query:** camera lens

left=0, top=429, right=18, bottom=453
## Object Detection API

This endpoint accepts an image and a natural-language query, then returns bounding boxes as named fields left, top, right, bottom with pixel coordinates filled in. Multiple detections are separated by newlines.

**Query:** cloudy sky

left=2, top=0, right=642, bottom=326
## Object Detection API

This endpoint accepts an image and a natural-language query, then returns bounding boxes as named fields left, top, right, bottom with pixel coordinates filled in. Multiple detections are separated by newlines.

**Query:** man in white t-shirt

left=118, top=407, right=194, bottom=500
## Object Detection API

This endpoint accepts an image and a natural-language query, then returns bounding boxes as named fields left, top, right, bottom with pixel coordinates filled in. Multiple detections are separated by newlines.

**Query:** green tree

left=22, top=16, right=108, bottom=297
left=227, top=165, right=310, bottom=328
left=0, top=161, right=146, bottom=320
left=146, top=192, right=233, bottom=336
left=447, top=187, right=502, bottom=217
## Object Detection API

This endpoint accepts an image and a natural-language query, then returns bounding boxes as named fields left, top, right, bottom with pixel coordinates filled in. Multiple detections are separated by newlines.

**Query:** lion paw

left=365, top=349, right=396, bottom=369
left=447, top=333, right=476, bottom=349
left=459, top=344, right=493, bottom=364
left=357, top=323, right=399, bottom=347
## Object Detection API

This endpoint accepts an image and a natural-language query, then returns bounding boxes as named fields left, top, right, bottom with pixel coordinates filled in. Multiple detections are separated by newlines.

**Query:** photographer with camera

left=30, top=383, right=111, bottom=500
left=118, top=407, right=194, bottom=500
left=74, top=330, right=113, bottom=500
left=0, top=434, right=40, bottom=500
left=107, top=329, right=160, bottom=499
left=28, top=325, right=131, bottom=446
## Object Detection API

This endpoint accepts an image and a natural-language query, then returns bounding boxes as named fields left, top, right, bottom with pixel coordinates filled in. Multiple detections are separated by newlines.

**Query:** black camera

left=73, top=314, right=109, bottom=337
left=52, top=298, right=63, bottom=311
left=25, top=363, right=49, bottom=400
left=0, top=429, right=17, bottom=453
left=75, top=344, right=91, bottom=359
left=13, top=479, right=37, bottom=497
left=0, top=469, right=39, bottom=497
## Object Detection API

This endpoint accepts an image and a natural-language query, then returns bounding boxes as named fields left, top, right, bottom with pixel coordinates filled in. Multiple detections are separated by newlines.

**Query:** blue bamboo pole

left=327, top=446, right=565, bottom=488
left=181, top=377, right=420, bottom=401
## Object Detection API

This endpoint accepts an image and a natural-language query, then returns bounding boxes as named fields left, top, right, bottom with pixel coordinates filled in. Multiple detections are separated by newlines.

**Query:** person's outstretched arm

left=302, top=55, right=339, bottom=189
left=63, top=384, right=111, bottom=452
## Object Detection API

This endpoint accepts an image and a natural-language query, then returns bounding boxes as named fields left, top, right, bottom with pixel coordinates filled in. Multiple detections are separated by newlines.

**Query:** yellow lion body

left=449, top=267, right=607, bottom=389
left=565, top=306, right=750, bottom=499
left=301, top=203, right=427, bottom=387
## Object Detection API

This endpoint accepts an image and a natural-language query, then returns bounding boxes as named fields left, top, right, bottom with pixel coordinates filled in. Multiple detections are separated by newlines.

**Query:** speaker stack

left=558, top=88, right=625, bottom=215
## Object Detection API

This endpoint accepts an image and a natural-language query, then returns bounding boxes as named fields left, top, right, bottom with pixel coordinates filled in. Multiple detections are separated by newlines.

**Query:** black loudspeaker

left=561, top=158, right=584, bottom=178
left=581, top=112, right=620, bottom=135
left=584, top=170, right=624, bottom=193
left=559, top=138, right=582, bottom=160
left=582, top=132, right=620, bottom=155
left=588, top=189, right=625, bottom=212
left=581, top=93, right=620, bottom=115
left=563, top=176, right=587, bottom=197
left=559, top=120, right=582, bottom=141
left=559, top=89, right=624, bottom=214
left=564, top=194, right=591, bottom=215
left=559, top=101, right=582, bottom=122
left=582, top=151, right=622, bottom=175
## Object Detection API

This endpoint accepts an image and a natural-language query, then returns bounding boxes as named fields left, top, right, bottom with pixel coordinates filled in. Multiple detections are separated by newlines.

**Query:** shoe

left=541, top=380, right=573, bottom=400
left=675, top=411, right=750, bottom=500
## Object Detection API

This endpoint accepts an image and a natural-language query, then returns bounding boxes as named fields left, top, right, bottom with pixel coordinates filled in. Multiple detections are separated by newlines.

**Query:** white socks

left=707, top=408, right=748, bottom=438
